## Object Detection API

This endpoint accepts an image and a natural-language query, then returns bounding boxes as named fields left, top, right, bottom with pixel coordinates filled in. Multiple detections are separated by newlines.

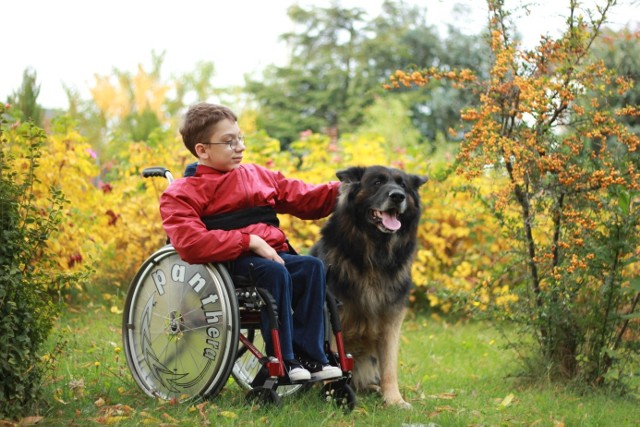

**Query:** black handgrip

left=142, top=167, right=169, bottom=178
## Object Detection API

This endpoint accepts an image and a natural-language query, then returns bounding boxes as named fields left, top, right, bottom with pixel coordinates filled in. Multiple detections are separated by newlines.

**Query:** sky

left=2, top=0, right=638, bottom=110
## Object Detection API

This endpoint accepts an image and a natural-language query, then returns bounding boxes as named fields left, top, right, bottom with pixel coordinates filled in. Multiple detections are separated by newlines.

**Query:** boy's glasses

left=201, top=136, right=244, bottom=150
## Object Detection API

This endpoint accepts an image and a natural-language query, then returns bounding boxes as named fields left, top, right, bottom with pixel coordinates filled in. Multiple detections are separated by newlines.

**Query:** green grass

left=38, top=301, right=639, bottom=426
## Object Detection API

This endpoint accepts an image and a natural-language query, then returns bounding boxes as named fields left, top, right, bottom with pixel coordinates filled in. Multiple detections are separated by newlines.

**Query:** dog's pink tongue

left=381, top=212, right=401, bottom=231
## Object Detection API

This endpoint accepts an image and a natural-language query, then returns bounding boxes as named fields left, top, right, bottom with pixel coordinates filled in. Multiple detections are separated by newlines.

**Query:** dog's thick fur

left=311, top=165, right=427, bottom=408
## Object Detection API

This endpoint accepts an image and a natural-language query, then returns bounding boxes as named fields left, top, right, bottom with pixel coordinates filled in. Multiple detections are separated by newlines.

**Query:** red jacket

left=159, top=163, right=340, bottom=264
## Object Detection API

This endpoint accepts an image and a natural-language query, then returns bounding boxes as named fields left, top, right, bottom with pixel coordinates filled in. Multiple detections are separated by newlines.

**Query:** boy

left=159, top=102, right=342, bottom=383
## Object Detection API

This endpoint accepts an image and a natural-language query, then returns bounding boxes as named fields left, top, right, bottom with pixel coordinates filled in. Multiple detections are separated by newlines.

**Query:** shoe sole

left=310, top=371, right=343, bottom=381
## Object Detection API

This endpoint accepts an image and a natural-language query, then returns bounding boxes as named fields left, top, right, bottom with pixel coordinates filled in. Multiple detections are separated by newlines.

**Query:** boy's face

left=195, top=118, right=245, bottom=172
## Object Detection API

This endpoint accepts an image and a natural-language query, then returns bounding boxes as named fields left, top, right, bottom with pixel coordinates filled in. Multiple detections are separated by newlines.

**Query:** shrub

left=389, top=0, right=640, bottom=386
left=0, top=104, right=69, bottom=418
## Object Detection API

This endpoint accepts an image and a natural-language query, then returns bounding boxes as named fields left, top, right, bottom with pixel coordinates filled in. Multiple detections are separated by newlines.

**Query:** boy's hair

left=179, top=103, right=238, bottom=157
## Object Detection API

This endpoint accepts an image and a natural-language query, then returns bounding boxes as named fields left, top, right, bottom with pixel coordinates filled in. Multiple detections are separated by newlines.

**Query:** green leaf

left=617, top=190, right=630, bottom=216
left=619, top=312, right=640, bottom=320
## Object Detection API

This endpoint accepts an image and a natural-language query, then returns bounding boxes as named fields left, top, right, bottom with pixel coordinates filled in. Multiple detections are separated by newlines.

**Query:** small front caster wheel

left=246, top=386, right=281, bottom=408
left=320, top=382, right=356, bottom=412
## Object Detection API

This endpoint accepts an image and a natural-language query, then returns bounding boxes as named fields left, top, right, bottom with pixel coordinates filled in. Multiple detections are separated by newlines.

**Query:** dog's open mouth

left=370, top=209, right=401, bottom=233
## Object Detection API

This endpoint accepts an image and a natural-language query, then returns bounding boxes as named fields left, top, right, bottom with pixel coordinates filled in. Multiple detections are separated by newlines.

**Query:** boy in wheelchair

left=159, top=102, right=342, bottom=384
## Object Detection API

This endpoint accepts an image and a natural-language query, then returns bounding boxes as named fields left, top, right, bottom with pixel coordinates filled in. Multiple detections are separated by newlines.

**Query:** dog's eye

left=373, top=175, right=388, bottom=186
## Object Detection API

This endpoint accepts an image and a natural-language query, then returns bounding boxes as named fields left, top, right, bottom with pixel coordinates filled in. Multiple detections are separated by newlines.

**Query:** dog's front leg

left=377, top=308, right=411, bottom=409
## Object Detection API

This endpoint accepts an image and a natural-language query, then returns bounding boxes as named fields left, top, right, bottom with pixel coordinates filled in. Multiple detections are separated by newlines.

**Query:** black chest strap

left=201, top=205, right=279, bottom=231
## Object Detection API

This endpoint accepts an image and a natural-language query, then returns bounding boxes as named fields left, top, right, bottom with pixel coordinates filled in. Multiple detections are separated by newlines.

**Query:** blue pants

left=232, top=253, right=328, bottom=364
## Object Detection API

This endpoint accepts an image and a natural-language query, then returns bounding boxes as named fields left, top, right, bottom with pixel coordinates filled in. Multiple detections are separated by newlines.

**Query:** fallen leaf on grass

left=97, top=404, right=133, bottom=419
left=428, top=392, right=457, bottom=400
left=18, top=416, right=43, bottom=425
left=165, top=397, right=180, bottom=406
left=499, top=393, right=516, bottom=408
left=139, top=410, right=161, bottom=424
left=52, top=389, right=67, bottom=405
left=162, top=413, right=178, bottom=423
left=428, top=405, right=457, bottom=417
left=95, top=416, right=128, bottom=425
left=220, top=411, right=238, bottom=419
left=196, top=402, right=209, bottom=419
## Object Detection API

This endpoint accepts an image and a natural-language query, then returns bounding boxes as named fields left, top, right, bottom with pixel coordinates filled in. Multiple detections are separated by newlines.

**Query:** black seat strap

left=201, top=205, right=279, bottom=231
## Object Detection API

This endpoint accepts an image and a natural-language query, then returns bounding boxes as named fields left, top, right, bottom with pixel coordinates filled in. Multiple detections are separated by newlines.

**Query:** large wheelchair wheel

left=122, top=246, right=239, bottom=402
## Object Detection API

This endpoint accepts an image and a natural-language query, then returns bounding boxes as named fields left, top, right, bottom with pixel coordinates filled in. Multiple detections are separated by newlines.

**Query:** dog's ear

left=336, top=166, right=366, bottom=183
left=410, top=174, right=429, bottom=189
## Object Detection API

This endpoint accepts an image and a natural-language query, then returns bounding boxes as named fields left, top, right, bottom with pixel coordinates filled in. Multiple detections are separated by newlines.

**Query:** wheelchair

left=122, top=167, right=356, bottom=410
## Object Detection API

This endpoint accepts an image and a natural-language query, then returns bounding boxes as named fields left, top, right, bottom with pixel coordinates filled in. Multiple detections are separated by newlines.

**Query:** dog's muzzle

left=369, top=190, right=407, bottom=233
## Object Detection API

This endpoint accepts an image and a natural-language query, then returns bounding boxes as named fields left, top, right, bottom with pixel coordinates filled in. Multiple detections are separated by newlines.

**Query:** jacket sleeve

left=269, top=170, right=340, bottom=219
left=159, top=181, right=251, bottom=264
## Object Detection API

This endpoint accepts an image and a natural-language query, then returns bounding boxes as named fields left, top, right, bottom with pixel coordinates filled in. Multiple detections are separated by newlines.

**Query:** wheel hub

left=167, top=310, right=183, bottom=335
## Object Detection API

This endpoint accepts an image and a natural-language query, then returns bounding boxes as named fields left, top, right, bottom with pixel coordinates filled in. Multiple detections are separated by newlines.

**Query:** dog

left=311, top=165, right=428, bottom=408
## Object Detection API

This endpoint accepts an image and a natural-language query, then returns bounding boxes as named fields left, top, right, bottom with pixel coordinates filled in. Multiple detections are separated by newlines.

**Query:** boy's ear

left=194, top=143, right=208, bottom=158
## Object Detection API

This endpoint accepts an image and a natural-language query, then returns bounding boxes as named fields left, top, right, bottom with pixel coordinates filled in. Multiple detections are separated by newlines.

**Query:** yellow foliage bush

left=3, top=115, right=191, bottom=296
left=3, top=117, right=99, bottom=296
left=4, top=109, right=518, bottom=315
left=411, top=170, right=521, bottom=314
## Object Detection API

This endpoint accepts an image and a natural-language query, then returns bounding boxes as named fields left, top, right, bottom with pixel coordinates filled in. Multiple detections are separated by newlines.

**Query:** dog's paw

left=384, top=397, right=412, bottom=409
left=365, top=384, right=381, bottom=394
left=397, top=400, right=412, bottom=409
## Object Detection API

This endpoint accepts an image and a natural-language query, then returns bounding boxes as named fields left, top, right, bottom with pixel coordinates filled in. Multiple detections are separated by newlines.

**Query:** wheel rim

left=123, top=247, right=238, bottom=401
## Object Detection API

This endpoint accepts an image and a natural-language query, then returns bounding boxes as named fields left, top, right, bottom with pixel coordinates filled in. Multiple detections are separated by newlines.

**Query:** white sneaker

left=285, top=360, right=311, bottom=382
left=310, top=364, right=342, bottom=381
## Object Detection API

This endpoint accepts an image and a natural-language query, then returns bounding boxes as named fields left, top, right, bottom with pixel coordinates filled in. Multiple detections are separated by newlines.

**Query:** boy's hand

left=249, top=234, right=285, bottom=264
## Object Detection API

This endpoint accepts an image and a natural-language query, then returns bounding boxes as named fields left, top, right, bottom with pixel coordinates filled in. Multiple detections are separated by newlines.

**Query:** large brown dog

left=311, top=165, right=427, bottom=408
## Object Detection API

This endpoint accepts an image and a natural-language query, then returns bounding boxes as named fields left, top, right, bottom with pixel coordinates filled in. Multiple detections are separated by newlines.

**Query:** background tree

left=410, top=25, right=490, bottom=144
left=6, top=68, right=44, bottom=126
left=245, top=0, right=489, bottom=148
left=357, top=94, right=422, bottom=156
left=64, top=53, right=224, bottom=184
left=246, top=3, right=369, bottom=145
left=367, top=2, right=489, bottom=145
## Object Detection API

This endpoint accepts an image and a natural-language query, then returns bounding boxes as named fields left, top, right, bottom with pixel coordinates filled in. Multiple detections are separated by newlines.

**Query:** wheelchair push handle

left=142, top=167, right=174, bottom=183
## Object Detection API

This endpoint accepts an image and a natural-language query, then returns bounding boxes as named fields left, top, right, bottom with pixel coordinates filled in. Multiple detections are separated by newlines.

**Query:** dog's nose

left=389, top=190, right=406, bottom=204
